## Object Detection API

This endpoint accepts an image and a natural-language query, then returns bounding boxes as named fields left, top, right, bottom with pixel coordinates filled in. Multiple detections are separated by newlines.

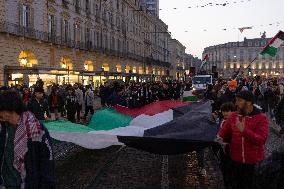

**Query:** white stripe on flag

left=270, top=38, right=284, bottom=48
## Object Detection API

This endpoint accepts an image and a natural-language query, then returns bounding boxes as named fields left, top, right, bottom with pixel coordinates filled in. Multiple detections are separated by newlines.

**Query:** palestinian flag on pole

left=260, top=30, right=284, bottom=57
left=238, top=26, right=252, bottom=33
left=44, top=100, right=219, bottom=155
left=200, top=54, right=209, bottom=68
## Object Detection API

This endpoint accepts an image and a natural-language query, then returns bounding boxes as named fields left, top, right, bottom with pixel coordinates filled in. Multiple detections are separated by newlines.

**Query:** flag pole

left=234, top=56, right=257, bottom=79
left=245, top=56, right=257, bottom=70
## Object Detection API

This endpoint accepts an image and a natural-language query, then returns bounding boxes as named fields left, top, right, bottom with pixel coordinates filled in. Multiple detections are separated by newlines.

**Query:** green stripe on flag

left=44, top=120, right=94, bottom=133
left=183, top=96, right=199, bottom=102
left=260, top=46, right=277, bottom=57
left=88, top=108, right=133, bottom=130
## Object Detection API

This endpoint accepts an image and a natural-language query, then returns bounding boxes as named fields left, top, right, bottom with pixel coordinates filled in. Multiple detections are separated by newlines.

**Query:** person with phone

left=217, top=90, right=269, bottom=189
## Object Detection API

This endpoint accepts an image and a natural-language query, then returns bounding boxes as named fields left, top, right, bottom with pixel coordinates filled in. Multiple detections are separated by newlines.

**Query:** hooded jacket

left=218, top=107, right=269, bottom=164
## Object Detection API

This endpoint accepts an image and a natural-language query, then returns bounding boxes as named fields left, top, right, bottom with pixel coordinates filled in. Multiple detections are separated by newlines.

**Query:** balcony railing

left=0, top=21, right=172, bottom=68
left=75, top=5, right=80, bottom=14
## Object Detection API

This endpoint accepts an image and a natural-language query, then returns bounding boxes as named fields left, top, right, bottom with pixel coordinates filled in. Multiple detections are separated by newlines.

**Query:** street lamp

left=61, top=62, right=67, bottom=69
left=84, top=63, right=89, bottom=71
left=20, top=57, right=28, bottom=67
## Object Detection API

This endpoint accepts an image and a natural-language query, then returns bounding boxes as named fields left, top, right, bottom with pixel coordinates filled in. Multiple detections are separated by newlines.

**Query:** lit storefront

left=5, top=53, right=170, bottom=87
left=5, top=66, right=82, bottom=87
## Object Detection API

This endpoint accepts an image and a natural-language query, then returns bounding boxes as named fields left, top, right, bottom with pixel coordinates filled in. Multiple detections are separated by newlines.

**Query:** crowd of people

left=203, top=76, right=284, bottom=136
left=1, top=79, right=185, bottom=124
left=0, top=75, right=283, bottom=188
left=99, top=80, right=184, bottom=107
left=201, top=76, right=284, bottom=189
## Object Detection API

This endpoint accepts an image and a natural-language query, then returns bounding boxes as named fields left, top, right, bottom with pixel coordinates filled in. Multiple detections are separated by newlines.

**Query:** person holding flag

left=234, top=30, right=284, bottom=79
left=199, top=54, right=209, bottom=73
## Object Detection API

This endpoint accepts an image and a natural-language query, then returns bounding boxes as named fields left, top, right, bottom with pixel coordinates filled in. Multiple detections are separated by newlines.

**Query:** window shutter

left=29, top=7, right=34, bottom=29
left=73, top=23, right=76, bottom=42
left=81, top=25, right=84, bottom=42
left=60, top=18, right=64, bottom=41
left=19, top=3, right=23, bottom=26
left=53, top=16, right=57, bottom=37
left=68, top=21, right=71, bottom=41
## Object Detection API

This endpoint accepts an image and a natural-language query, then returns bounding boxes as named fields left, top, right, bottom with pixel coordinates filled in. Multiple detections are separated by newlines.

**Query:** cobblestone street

left=54, top=122, right=282, bottom=189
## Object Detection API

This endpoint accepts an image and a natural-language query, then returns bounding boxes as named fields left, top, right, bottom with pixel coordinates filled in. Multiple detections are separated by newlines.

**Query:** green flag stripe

left=260, top=46, right=277, bottom=57
left=88, top=108, right=133, bottom=131
left=44, top=120, right=94, bottom=133
left=183, top=96, right=199, bottom=102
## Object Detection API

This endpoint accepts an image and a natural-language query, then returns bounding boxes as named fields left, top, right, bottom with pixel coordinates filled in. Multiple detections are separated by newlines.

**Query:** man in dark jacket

left=28, top=87, right=50, bottom=121
left=0, top=90, right=55, bottom=188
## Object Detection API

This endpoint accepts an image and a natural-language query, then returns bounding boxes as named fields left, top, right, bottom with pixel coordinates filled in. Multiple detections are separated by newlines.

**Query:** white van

left=192, top=75, right=213, bottom=91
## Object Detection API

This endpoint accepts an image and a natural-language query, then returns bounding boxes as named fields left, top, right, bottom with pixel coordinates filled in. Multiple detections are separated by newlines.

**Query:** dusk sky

left=159, top=0, right=284, bottom=58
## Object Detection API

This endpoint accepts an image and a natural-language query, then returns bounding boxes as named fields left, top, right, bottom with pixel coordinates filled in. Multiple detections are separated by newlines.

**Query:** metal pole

left=67, top=66, right=70, bottom=84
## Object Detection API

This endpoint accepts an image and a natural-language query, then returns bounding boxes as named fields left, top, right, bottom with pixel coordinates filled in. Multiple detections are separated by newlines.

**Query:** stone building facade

left=142, top=0, right=159, bottom=16
left=202, top=35, right=284, bottom=78
left=184, top=54, right=201, bottom=76
left=169, top=39, right=186, bottom=80
left=0, top=0, right=173, bottom=87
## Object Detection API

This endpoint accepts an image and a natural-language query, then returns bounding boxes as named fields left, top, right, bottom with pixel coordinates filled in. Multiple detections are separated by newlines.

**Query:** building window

left=64, top=20, right=68, bottom=40
left=86, top=0, right=90, bottom=14
left=48, top=15, right=54, bottom=35
left=75, top=0, right=80, bottom=13
left=22, top=5, right=29, bottom=27
left=61, top=19, right=69, bottom=42
left=86, top=28, right=91, bottom=48
left=74, top=23, right=80, bottom=42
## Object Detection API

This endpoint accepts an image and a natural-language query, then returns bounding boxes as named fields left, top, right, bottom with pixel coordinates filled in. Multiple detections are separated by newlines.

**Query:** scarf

left=14, top=111, right=43, bottom=178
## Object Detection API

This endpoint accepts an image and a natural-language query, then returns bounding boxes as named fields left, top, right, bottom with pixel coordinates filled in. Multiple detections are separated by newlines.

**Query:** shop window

left=158, top=69, right=161, bottom=75
left=145, top=67, right=149, bottom=75
left=132, top=66, right=137, bottom=74
left=116, top=65, right=122, bottom=73
left=18, top=50, right=38, bottom=67
left=138, top=66, right=143, bottom=74
left=125, top=65, right=130, bottom=73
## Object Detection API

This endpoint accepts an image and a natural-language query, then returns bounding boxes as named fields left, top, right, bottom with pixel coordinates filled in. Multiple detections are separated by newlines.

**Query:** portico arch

left=18, top=50, right=38, bottom=67
left=60, top=56, right=73, bottom=70
left=116, top=64, right=122, bottom=73
left=84, top=59, right=94, bottom=71
left=102, top=63, right=109, bottom=72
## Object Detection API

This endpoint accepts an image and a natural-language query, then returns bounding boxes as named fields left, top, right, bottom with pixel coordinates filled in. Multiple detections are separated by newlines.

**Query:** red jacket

left=218, top=107, right=268, bottom=164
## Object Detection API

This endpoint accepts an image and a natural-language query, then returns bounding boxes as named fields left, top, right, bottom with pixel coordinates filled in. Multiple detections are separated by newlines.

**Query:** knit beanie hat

left=228, top=80, right=238, bottom=88
left=236, top=90, right=254, bottom=103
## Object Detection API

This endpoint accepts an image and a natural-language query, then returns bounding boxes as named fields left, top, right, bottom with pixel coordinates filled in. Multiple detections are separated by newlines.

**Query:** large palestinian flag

left=44, top=100, right=219, bottom=155
left=261, top=30, right=284, bottom=57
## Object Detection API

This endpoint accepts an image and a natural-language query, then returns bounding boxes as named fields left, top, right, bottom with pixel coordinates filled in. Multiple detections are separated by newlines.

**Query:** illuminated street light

left=84, top=63, right=89, bottom=71
left=61, top=62, right=67, bottom=69
left=20, top=57, right=27, bottom=66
